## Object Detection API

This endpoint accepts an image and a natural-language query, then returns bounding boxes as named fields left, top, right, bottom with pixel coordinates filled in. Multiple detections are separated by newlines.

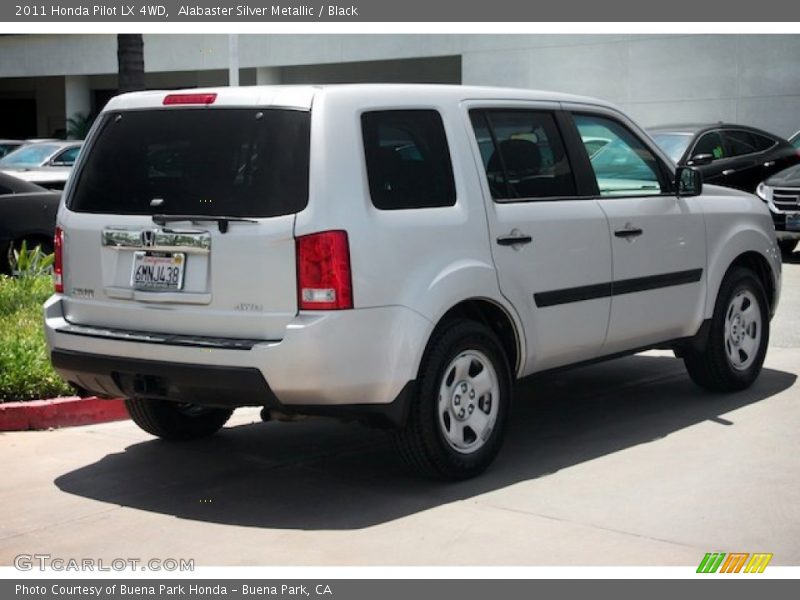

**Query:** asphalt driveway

left=1, top=261, right=799, bottom=566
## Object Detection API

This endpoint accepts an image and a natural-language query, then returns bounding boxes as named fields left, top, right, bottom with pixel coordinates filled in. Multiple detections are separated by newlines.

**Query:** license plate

left=787, top=214, right=800, bottom=232
left=131, top=251, right=185, bottom=291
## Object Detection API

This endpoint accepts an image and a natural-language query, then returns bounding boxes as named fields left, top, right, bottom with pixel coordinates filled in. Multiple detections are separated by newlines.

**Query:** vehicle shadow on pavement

left=54, top=354, right=796, bottom=530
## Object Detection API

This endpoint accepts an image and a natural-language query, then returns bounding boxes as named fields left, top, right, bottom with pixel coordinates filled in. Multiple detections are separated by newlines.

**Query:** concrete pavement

left=1, top=263, right=799, bottom=566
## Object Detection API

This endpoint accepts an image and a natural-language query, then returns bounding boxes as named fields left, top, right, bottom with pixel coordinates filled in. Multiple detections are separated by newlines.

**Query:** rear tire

left=125, top=398, right=232, bottom=440
left=393, top=319, right=512, bottom=480
left=683, top=267, right=769, bottom=392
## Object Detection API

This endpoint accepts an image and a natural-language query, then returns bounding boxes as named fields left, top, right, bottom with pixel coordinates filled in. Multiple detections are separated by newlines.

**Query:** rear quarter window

left=361, top=110, right=456, bottom=210
left=68, top=108, right=310, bottom=218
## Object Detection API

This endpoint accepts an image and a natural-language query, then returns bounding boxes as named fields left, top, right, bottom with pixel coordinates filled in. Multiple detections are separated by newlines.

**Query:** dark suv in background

left=756, top=129, right=800, bottom=255
left=649, top=123, right=800, bottom=193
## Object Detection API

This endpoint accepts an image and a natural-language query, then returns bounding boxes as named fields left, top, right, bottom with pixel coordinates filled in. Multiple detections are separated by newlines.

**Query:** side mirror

left=676, top=166, right=703, bottom=197
left=687, top=153, right=714, bottom=166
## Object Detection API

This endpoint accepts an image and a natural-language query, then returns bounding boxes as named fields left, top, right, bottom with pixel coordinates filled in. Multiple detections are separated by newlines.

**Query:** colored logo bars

left=697, top=552, right=773, bottom=573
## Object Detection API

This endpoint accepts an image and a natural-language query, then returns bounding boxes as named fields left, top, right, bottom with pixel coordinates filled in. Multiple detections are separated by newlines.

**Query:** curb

left=0, top=396, right=129, bottom=431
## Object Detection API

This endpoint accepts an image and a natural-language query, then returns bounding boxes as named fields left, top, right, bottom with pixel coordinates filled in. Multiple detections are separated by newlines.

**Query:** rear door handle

left=764, top=160, right=775, bottom=168
left=496, top=229, right=533, bottom=247
left=614, top=226, right=643, bottom=239
left=722, top=169, right=736, bottom=176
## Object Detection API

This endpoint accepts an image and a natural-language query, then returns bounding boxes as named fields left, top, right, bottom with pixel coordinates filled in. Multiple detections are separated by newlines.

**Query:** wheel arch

left=713, top=251, right=778, bottom=319
left=428, top=297, right=523, bottom=378
left=705, top=224, right=780, bottom=320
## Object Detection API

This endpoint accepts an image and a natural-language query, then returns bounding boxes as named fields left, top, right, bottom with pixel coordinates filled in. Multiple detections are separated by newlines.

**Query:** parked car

left=45, top=85, right=780, bottom=479
left=756, top=163, right=800, bottom=255
left=0, top=141, right=83, bottom=190
left=0, top=172, right=60, bottom=273
left=649, top=123, right=800, bottom=193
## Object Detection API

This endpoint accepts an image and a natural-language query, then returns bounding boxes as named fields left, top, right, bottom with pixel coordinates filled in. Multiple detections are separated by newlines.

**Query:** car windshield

left=0, top=144, right=59, bottom=168
left=791, top=132, right=800, bottom=149
left=69, top=108, right=310, bottom=218
left=650, top=132, right=693, bottom=163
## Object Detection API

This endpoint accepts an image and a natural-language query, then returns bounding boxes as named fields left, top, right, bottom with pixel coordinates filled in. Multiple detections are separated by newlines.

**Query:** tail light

left=296, top=231, right=352, bottom=310
left=54, top=226, right=64, bottom=293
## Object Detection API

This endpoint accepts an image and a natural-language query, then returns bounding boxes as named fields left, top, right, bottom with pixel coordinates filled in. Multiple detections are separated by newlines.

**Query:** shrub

left=0, top=275, right=72, bottom=402
left=9, top=241, right=54, bottom=278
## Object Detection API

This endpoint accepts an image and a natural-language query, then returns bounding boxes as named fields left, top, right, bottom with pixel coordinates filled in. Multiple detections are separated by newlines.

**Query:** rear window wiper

left=152, top=214, right=258, bottom=234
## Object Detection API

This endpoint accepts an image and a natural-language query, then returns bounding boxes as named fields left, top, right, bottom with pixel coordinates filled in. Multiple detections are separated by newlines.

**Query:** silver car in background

left=0, top=140, right=83, bottom=190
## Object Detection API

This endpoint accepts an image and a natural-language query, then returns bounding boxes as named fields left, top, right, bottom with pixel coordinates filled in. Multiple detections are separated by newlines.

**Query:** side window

left=361, top=110, right=455, bottom=210
left=725, top=130, right=760, bottom=157
left=750, top=132, right=776, bottom=152
left=694, top=131, right=726, bottom=159
left=469, top=109, right=576, bottom=200
left=573, top=114, right=664, bottom=197
left=54, top=147, right=80, bottom=165
left=726, top=130, right=774, bottom=156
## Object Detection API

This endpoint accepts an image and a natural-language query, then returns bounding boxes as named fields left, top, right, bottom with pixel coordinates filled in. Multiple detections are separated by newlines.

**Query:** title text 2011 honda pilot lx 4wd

left=44, top=85, right=781, bottom=479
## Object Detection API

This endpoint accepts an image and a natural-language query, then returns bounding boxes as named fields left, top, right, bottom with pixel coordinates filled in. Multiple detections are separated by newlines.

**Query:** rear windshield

left=68, top=108, right=310, bottom=218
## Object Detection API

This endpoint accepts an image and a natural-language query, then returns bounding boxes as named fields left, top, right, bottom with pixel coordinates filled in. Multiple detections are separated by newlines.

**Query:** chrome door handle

left=764, top=161, right=775, bottom=168
left=496, top=229, right=533, bottom=248
left=722, top=169, right=736, bottom=176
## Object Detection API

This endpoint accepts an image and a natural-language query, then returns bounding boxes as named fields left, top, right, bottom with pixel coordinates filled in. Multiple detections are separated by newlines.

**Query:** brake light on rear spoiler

left=296, top=231, right=353, bottom=310
left=163, top=93, right=217, bottom=105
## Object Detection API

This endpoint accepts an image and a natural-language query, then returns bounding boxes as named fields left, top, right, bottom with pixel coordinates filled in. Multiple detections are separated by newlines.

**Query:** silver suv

left=45, top=85, right=781, bottom=479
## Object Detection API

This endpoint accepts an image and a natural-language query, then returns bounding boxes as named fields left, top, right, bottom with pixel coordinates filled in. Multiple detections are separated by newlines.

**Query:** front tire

left=125, top=398, right=232, bottom=440
left=683, top=267, right=769, bottom=392
left=393, top=319, right=512, bottom=480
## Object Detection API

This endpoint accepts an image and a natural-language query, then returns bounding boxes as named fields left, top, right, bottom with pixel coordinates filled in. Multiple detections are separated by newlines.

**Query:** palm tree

left=117, top=34, right=145, bottom=93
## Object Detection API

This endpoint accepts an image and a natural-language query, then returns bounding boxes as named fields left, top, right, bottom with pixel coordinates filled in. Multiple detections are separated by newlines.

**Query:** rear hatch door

left=61, top=102, right=310, bottom=341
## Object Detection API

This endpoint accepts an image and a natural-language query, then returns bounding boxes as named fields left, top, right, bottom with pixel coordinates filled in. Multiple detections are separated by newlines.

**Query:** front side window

left=693, top=131, right=726, bottom=160
left=574, top=114, right=664, bottom=197
left=68, top=108, right=310, bottom=218
left=470, top=109, right=576, bottom=200
left=361, top=110, right=455, bottom=210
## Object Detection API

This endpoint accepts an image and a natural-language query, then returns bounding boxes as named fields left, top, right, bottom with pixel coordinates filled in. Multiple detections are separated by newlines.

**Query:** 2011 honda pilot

left=45, top=85, right=781, bottom=479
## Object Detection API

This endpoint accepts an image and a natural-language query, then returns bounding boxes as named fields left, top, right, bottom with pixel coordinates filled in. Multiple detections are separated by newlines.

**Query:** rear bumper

left=44, top=295, right=430, bottom=423
left=50, top=348, right=277, bottom=408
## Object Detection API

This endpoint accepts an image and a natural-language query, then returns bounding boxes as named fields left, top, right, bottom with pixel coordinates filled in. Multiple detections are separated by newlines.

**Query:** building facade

left=1, top=33, right=799, bottom=139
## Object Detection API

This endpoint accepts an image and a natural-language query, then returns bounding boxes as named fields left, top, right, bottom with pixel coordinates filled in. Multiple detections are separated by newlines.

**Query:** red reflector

left=163, top=93, right=217, bottom=105
left=54, top=226, right=64, bottom=293
left=296, top=231, right=353, bottom=310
